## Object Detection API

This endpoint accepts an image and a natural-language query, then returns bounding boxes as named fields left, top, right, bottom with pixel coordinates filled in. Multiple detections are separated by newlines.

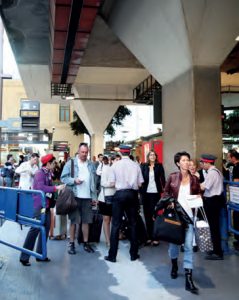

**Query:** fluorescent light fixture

left=235, top=36, right=239, bottom=41
left=65, top=95, right=75, bottom=100
left=61, top=95, right=75, bottom=100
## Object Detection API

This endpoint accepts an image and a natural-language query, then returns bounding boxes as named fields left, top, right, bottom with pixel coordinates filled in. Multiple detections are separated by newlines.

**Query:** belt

left=116, top=189, right=137, bottom=192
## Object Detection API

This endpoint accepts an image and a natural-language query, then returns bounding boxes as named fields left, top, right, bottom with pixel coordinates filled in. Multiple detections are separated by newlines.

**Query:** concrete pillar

left=73, top=100, right=120, bottom=156
left=90, top=133, right=104, bottom=158
left=163, top=66, right=222, bottom=174
left=107, top=0, right=239, bottom=174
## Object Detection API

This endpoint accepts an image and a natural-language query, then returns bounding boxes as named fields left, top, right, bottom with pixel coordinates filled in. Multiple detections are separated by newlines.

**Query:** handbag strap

left=195, top=207, right=209, bottom=224
left=70, top=159, right=74, bottom=178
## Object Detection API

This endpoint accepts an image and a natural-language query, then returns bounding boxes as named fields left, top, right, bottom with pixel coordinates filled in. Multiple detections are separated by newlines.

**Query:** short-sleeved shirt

left=203, top=166, right=223, bottom=197
left=109, top=157, right=144, bottom=190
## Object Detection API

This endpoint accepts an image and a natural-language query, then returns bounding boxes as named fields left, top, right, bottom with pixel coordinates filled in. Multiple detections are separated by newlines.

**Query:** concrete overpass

left=1, top=0, right=239, bottom=172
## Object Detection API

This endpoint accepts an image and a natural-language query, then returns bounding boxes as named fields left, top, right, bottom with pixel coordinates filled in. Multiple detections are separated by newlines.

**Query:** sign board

left=229, top=186, right=239, bottom=204
left=20, top=110, right=40, bottom=118
left=53, top=141, right=69, bottom=152
left=0, top=118, right=21, bottom=130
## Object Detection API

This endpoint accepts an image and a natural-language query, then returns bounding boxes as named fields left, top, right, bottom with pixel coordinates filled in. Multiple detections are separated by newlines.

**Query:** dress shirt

left=109, top=157, right=144, bottom=190
left=202, top=166, right=223, bottom=197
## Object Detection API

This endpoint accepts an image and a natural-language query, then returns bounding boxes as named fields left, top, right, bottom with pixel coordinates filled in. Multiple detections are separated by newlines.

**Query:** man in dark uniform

left=104, top=145, right=144, bottom=262
left=227, top=149, right=239, bottom=251
left=200, top=154, right=224, bottom=260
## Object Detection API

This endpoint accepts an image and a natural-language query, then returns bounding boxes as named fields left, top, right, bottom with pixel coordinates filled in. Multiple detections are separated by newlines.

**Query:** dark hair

left=174, top=151, right=190, bottom=168
left=228, top=149, right=239, bottom=160
left=98, top=153, right=103, bottom=158
left=78, top=142, right=88, bottom=148
left=7, top=154, right=13, bottom=161
left=146, top=150, right=158, bottom=164
left=31, top=153, right=39, bottom=158
left=102, top=156, right=108, bottom=162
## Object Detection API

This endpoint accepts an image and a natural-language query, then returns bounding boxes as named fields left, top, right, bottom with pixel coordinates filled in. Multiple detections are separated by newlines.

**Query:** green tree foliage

left=105, top=106, right=131, bottom=137
left=70, top=106, right=131, bottom=137
left=70, top=111, right=89, bottom=135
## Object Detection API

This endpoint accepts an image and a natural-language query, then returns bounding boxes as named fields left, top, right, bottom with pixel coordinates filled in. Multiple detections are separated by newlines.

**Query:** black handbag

left=153, top=207, right=185, bottom=245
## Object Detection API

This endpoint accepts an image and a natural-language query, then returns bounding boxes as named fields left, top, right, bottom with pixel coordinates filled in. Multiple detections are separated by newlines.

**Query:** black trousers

left=142, top=192, right=159, bottom=240
left=20, top=209, right=51, bottom=262
left=203, top=195, right=223, bottom=256
left=108, top=189, right=139, bottom=259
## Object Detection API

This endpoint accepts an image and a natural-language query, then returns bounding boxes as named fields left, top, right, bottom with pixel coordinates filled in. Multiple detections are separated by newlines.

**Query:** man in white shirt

left=200, top=154, right=224, bottom=260
left=104, top=144, right=144, bottom=263
left=61, top=143, right=97, bottom=255
left=15, top=153, right=39, bottom=190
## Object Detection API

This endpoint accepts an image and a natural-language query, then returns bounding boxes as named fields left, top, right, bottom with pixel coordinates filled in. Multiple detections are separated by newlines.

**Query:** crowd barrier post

left=0, top=187, right=47, bottom=260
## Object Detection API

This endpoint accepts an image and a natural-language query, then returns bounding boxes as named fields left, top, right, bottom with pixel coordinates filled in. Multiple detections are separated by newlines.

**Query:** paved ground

left=0, top=220, right=239, bottom=300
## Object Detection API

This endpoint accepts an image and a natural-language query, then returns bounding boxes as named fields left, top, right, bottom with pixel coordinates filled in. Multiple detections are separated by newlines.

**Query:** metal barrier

left=224, top=180, right=239, bottom=236
left=0, top=187, right=47, bottom=260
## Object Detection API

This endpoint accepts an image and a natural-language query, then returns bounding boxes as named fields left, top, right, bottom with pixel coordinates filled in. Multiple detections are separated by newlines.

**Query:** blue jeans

left=168, top=223, right=194, bottom=269
left=5, top=177, right=13, bottom=187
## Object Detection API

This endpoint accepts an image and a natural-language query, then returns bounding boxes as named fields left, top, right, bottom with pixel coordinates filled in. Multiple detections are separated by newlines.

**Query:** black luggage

left=136, top=213, right=148, bottom=246
left=77, top=209, right=103, bottom=243
left=119, top=213, right=147, bottom=246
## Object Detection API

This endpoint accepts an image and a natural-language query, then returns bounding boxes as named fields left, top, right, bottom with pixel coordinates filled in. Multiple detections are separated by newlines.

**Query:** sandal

left=51, top=235, right=64, bottom=240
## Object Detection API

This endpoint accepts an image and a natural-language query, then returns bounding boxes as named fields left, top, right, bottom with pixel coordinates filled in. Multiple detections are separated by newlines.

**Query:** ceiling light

left=235, top=36, right=239, bottom=41
left=61, top=95, right=75, bottom=100
left=65, top=95, right=75, bottom=100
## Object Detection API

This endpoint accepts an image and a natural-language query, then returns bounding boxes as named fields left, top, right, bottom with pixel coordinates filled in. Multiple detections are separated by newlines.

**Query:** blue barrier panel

left=0, top=187, right=47, bottom=260
left=224, top=180, right=239, bottom=236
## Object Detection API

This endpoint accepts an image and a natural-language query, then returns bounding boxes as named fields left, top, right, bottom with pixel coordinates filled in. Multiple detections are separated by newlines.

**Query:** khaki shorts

left=68, top=197, right=93, bottom=224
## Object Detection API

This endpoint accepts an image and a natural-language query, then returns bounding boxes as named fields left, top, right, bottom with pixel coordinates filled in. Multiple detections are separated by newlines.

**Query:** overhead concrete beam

left=18, top=64, right=51, bottom=100
left=108, top=0, right=239, bottom=85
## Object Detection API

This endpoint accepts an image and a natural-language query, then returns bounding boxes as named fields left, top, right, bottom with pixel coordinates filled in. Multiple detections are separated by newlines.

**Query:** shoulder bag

left=153, top=207, right=186, bottom=245
left=56, top=159, right=78, bottom=215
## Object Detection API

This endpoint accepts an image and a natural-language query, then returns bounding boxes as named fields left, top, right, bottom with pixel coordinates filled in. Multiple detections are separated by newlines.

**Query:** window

left=59, top=104, right=70, bottom=122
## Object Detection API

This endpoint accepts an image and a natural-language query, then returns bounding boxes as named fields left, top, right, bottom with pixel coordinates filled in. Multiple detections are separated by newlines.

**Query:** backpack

left=0, top=167, right=7, bottom=178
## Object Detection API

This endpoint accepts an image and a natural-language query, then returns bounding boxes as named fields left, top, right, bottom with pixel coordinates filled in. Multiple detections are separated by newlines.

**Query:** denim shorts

left=68, top=197, right=93, bottom=224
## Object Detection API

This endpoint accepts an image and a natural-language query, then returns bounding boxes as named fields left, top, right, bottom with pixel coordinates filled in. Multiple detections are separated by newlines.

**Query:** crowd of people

left=0, top=145, right=238, bottom=295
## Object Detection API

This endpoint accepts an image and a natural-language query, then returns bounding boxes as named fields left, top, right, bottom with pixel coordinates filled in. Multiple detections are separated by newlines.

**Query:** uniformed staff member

left=104, top=144, right=144, bottom=262
left=227, top=149, right=239, bottom=251
left=200, top=154, right=224, bottom=260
